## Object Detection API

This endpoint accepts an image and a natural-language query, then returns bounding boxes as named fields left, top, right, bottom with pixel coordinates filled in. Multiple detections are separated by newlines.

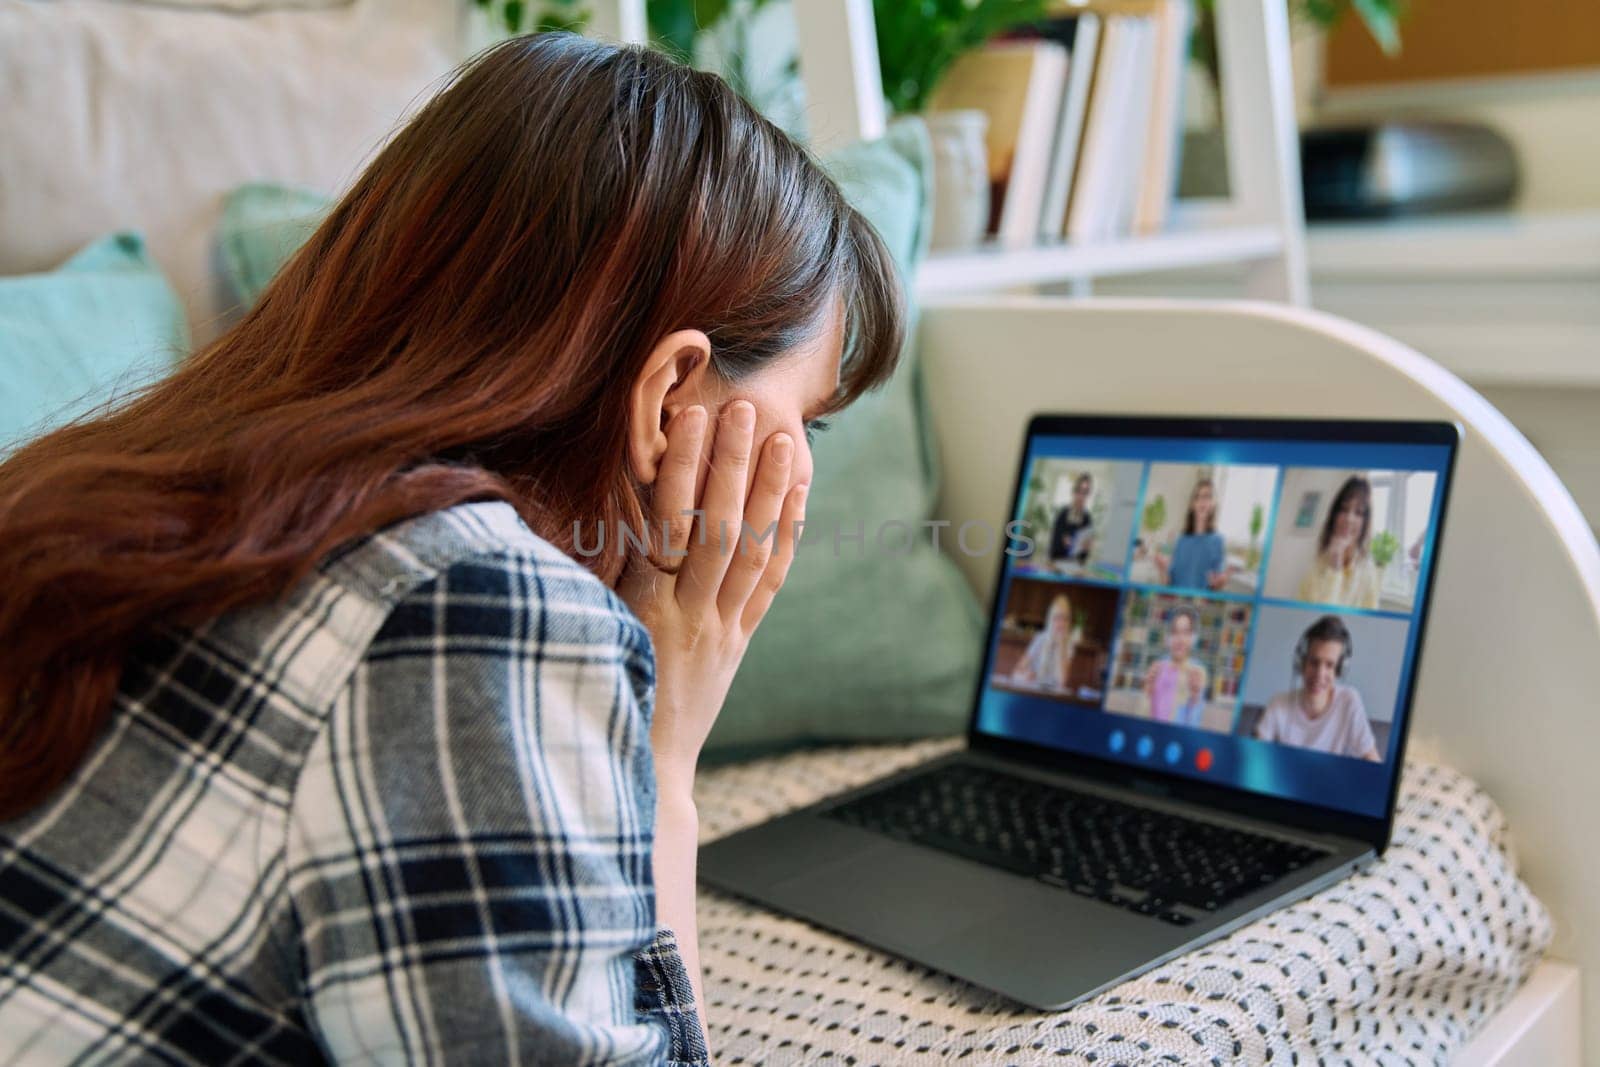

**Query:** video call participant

left=1156, top=477, right=1228, bottom=591
left=1299, top=475, right=1380, bottom=610
left=1254, top=616, right=1380, bottom=761
left=1143, top=605, right=1207, bottom=727
left=1010, top=593, right=1077, bottom=691
left=1048, top=473, right=1096, bottom=564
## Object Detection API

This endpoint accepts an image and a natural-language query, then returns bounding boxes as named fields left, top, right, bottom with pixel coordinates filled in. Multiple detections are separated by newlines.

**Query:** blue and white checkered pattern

left=0, top=501, right=708, bottom=1065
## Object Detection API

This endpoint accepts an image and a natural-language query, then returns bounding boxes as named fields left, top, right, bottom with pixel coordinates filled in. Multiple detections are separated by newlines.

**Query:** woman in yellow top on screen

left=1298, top=476, right=1381, bottom=610
left=1011, top=593, right=1077, bottom=691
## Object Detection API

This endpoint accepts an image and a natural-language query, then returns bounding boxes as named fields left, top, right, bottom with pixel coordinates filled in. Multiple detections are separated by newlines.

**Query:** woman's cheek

left=793, top=440, right=815, bottom=494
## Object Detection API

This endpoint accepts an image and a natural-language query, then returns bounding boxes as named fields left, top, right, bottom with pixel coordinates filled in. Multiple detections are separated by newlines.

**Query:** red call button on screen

left=1195, top=748, right=1214, bottom=772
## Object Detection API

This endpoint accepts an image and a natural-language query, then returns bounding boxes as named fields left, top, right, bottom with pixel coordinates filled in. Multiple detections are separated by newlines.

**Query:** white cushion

left=0, top=0, right=466, bottom=344
left=105, top=0, right=343, bottom=11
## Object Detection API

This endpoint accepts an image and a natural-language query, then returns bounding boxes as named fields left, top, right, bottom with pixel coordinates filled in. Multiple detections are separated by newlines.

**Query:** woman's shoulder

left=344, top=500, right=649, bottom=653
left=319, top=500, right=591, bottom=600
left=195, top=502, right=648, bottom=725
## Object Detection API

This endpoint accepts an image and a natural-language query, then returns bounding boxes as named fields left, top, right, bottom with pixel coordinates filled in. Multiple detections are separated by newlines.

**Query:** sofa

left=3, top=3, right=1594, bottom=1061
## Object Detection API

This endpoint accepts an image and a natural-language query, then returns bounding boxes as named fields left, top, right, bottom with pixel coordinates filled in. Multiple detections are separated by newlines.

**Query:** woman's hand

left=617, top=400, right=808, bottom=788
left=1325, top=532, right=1356, bottom=570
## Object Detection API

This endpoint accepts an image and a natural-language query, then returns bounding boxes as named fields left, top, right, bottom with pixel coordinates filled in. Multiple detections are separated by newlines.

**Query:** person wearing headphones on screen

left=1255, top=616, right=1381, bottom=761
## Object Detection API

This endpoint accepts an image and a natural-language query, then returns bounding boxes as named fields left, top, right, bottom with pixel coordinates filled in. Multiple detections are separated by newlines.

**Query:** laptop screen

left=974, top=421, right=1457, bottom=821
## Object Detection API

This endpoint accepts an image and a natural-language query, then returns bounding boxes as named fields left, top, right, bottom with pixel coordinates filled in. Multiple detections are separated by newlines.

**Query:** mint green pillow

left=0, top=233, right=188, bottom=453
left=219, top=182, right=331, bottom=306
left=215, top=118, right=983, bottom=759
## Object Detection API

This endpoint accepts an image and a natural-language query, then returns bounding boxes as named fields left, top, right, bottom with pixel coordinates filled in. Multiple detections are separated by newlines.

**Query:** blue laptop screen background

left=975, top=434, right=1453, bottom=820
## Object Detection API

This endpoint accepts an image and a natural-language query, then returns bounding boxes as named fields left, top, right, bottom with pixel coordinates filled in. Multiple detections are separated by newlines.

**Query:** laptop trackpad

left=763, top=833, right=1019, bottom=950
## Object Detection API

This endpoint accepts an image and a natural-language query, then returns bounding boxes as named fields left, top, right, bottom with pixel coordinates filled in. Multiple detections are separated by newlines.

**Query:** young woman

left=1298, top=475, right=1381, bottom=610
left=1010, top=593, right=1077, bottom=691
left=1156, top=476, right=1228, bottom=591
left=1142, top=605, right=1208, bottom=727
left=0, top=34, right=903, bottom=1065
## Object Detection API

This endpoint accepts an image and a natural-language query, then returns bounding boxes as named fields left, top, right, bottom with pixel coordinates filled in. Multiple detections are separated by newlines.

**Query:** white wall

left=1476, top=385, right=1600, bottom=533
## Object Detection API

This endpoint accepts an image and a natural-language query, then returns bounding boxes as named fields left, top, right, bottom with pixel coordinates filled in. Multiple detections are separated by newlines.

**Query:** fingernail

left=772, top=434, right=793, bottom=464
left=681, top=406, right=706, bottom=431
left=728, top=401, right=755, bottom=430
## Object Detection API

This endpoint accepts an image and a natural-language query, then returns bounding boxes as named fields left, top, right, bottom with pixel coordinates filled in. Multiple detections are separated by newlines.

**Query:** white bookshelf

left=593, top=0, right=1309, bottom=306
left=917, top=224, right=1286, bottom=297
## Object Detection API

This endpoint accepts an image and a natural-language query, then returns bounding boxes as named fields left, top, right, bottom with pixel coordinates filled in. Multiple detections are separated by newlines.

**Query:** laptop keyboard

left=822, top=762, right=1330, bottom=926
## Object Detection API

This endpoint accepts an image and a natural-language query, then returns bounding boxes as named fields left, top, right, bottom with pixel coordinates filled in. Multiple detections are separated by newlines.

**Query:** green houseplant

left=1190, top=0, right=1406, bottom=99
left=1291, top=0, right=1404, bottom=54
left=472, top=1, right=774, bottom=60
left=476, top=0, right=589, bottom=35
left=1370, top=529, right=1401, bottom=571
left=873, top=0, right=1050, bottom=116
left=476, top=1, right=806, bottom=137
left=1020, top=468, right=1052, bottom=559
left=1246, top=502, right=1264, bottom=568
left=1143, top=494, right=1168, bottom=543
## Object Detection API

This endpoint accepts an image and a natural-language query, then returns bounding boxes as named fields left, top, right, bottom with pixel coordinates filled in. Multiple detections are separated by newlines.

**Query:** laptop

left=699, top=414, right=1460, bottom=1010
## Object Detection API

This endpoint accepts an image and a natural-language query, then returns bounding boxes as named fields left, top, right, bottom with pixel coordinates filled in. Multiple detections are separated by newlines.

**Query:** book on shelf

left=936, top=0, right=1196, bottom=254
left=1110, top=14, right=1163, bottom=237
left=928, top=40, right=1069, bottom=249
left=1029, top=12, right=1102, bottom=241
left=1132, top=0, right=1194, bottom=235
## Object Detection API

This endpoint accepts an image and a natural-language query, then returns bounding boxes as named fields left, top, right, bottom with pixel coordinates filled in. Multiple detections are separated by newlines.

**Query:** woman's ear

left=628, top=328, right=713, bottom=484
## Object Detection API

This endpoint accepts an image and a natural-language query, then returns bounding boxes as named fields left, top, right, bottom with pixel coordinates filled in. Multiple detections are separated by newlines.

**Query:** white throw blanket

left=694, top=738, right=1550, bottom=1064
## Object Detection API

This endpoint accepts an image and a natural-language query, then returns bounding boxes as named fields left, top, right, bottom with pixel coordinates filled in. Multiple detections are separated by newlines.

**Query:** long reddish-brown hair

left=0, top=32, right=905, bottom=818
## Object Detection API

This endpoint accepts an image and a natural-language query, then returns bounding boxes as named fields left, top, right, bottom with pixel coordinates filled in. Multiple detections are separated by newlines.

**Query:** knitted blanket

left=694, top=738, right=1550, bottom=1065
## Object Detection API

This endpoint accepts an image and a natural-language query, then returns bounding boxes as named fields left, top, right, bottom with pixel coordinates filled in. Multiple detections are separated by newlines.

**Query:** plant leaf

left=693, top=0, right=731, bottom=29
left=503, top=0, right=525, bottom=34
left=1351, top=0, right=1402, bottom=54
left=648, top=0, right=699, bottom=59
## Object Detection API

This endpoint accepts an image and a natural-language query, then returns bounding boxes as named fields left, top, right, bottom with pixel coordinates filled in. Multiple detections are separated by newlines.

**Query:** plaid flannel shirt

left=0, top=501, right=710, bottom=1065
